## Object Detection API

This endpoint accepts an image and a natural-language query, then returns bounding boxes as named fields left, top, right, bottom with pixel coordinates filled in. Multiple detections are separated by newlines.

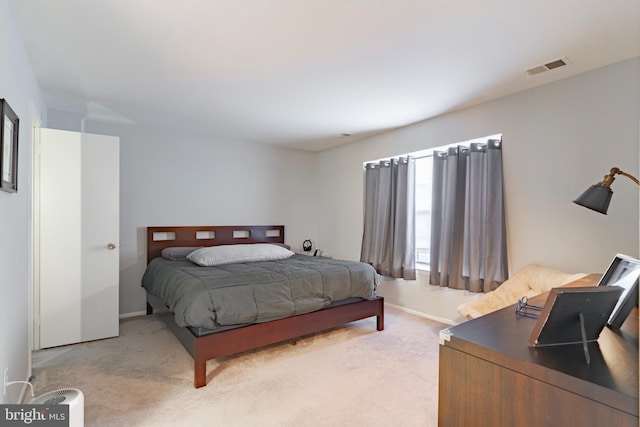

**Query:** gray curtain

left=429, top=139, right=507, bottom=292
left=361, top=157, right=416, bottom=280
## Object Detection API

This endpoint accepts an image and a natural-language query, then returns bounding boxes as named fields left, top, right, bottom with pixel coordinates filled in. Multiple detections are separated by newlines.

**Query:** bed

left=143, top=225, right=384, bottom=388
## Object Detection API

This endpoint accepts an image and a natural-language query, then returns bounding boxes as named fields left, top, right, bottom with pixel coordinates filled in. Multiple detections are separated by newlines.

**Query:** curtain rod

left=365, top=138, right=501, bottom=166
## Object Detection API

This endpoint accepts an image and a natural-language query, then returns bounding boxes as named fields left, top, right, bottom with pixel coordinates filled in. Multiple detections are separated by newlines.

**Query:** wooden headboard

left=146, top=225, right=286, bottom=264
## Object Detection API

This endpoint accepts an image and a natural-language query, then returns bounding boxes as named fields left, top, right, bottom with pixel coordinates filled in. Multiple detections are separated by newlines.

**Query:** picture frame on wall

left=1, top=98, right=19, bottom=193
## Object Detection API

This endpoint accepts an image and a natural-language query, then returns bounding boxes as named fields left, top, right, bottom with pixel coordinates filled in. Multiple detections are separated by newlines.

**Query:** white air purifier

left=31, top=388, right=84, bottom=427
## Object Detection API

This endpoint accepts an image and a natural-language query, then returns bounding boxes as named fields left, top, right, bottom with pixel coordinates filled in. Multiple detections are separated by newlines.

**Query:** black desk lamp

left=573, top=167, right=639, bottom=214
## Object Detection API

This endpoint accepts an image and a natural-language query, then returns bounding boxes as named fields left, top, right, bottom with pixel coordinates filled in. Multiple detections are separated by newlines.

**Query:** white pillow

left=187, top=243, right=294, bottom=266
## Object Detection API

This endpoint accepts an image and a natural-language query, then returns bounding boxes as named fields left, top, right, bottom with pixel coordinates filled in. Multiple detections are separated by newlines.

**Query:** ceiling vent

left=526, top=57, right=569, bottom=76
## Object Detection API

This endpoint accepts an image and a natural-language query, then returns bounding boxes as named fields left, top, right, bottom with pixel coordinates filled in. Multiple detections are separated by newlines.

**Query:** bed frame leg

left=146, top=302, right=153, bottom=315
left=376, top=298, right=384, bottom=331
left=194, top=358, right=206, bottom=388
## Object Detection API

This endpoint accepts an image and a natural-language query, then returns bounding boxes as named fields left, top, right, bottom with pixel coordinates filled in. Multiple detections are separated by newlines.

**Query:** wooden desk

left=438, top=275, right=638, bottom=427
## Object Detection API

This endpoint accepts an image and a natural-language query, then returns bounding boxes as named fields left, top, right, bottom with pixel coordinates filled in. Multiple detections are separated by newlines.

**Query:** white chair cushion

left=457, top=264, right=587, bottom=320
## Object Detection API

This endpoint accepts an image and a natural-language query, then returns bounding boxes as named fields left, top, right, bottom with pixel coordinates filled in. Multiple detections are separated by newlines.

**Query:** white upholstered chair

left=457, top=264, right=587, bottom=320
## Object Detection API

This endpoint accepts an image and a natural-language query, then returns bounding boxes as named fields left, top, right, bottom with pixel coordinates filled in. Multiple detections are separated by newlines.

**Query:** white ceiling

left=8, top=0, right=640, bottom=151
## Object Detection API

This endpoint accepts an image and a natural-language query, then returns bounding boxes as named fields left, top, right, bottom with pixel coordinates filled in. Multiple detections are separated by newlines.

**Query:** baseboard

left=119, top=311, right=146, bottom=319
left=384, top=302, right=458, bottom=326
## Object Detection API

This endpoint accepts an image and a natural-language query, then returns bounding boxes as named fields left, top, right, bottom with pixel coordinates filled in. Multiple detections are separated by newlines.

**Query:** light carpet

left=31, top=305, right=448, bottom=427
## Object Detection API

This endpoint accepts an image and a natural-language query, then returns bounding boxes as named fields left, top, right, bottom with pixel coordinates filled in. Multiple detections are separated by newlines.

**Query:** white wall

left=44, top=117, right=320, bottom=316
left=317, top=58, right=640, bottom=322
left=49, top=59, right=640, bottom=324
left=0, top=0, right=46, bottom=404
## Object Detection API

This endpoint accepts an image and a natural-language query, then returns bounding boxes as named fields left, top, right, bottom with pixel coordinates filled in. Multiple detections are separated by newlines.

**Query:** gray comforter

left=142, top=254, right=378, bottom=329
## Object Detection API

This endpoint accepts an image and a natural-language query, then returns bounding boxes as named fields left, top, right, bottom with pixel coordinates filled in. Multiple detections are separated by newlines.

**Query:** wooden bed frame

left=145, top=225, right=384, bottom=388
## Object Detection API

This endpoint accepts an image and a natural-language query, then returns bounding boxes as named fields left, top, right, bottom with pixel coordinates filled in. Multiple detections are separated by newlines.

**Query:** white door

left=39, top=128, right=119, bottom=348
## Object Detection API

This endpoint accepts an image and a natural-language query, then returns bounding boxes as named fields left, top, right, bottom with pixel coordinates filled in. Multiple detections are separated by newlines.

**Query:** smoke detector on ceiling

left=526, top=57, right=569, bottom=76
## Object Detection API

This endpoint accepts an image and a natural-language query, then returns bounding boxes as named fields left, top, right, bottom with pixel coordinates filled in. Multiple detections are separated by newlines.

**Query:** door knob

left=107, top=243, right=118, bottom=250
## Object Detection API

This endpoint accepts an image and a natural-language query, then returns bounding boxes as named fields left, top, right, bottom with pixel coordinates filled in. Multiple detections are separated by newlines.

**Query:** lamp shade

left=573, top=184, right=613, bottom=214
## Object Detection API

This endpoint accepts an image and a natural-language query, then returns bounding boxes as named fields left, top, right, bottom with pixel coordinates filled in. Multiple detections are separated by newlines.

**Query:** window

left=414, top=156, right=432, bottom=270
left=364, top=134, right=501, bottom=273
left=412, top=134, right=502, bottom=272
